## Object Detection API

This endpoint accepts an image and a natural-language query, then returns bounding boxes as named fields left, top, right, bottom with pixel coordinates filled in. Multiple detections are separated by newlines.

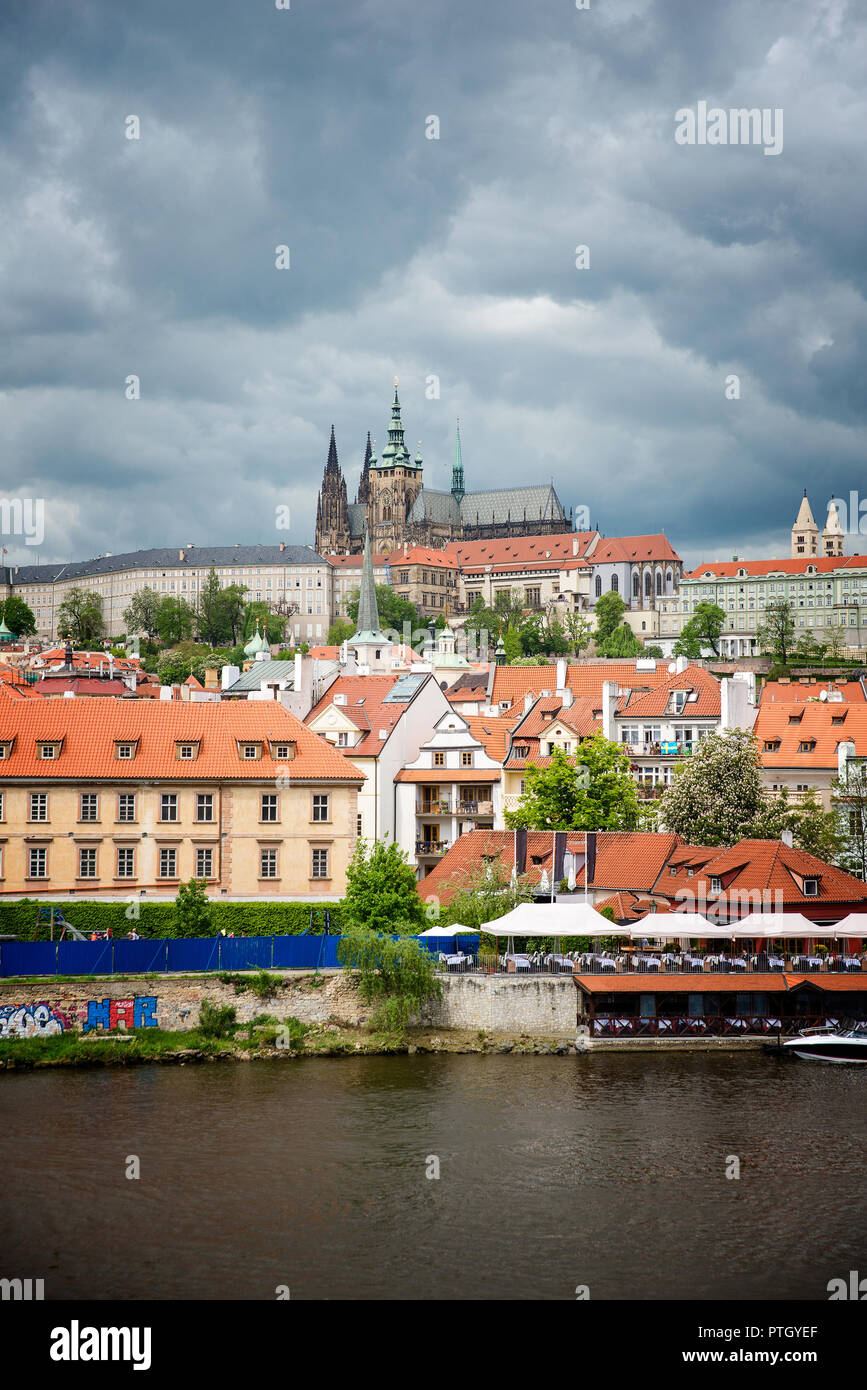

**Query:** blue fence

left=0, top=933, right=407, bottom=978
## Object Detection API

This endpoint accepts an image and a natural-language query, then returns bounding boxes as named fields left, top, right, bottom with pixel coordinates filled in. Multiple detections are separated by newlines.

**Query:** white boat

left=782, top=1021, right=867, bottom=1063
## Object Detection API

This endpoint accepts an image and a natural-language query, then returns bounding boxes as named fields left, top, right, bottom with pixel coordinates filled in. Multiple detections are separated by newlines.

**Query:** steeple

left=379, top=377, right=415, bottom=469
left=314, top=425, right=350, bottom=554
left=823, top=498, right=845, bottom=557
left=451, top=418, right=465, bottom=502
left=356, top=432, right=372, bottom=504
left=792, top=490, right=819, bottom=558
left=351, top=527, right=383, bottom=641
left=325, top=424, right=340, bottom=473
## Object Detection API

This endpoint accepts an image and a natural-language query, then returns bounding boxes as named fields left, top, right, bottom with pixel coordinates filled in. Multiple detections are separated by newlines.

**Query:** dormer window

left=709, top=877, right=722, bottom=893
left=831, top=714, right=847, bottom=725
left=115, top=742, right=137, bottom=760
left=788, top=713, right=803, bottom=724
left=175, top=741, right=200, bottom=761
left=37, top=742, right=61, bottom=760
left=0, top=743, right=9, bottom=759
left=514, top=745, right=530, bottom=758
left=240, top=743, right=262, bottom=761
left=803, top=878, right=819, bottom=896
left=798, top=740, right=816, bottom=753
left=764, top=739, right=781, bottom=752
left=271, top=742, right=295, bottom=760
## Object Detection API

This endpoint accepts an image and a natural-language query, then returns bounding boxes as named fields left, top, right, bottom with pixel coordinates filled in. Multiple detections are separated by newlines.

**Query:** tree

left=327, top=618, right=355, bottom=646
left=821, top=624, right=846, bottom=665
left=0, top=595, right=36, bottom=636
left=660, top=729, right=783, bottom=846
left=643, top=644, right=665, bottom=659
left=505, top=737, right=640, bottom=831
left=832, top=761, right=867, bottom=880
left=174, top=879, right=213, bottom=938
left=342, top=838, right=427, bottom=935
left=790, top=787, right=842, bottom=863
left=756, top=599, right=796, bottom=665
left=441, top=862, right=534, bottom=931
left=123, top=587, right=161, bottom=642
left=598, top=622, right=642, bottom=658
left=241, top=601, right=285, bottom=646
left=502, top=623, right=523, bottom=663
left=493, top=586, right=527, bottom=627
left=593, top=591, right=627, bottom=646
left=793, top=631, right=828, bottom=664
left=337, top=930, right=442, bottom=1034
left=157, top=652, right=192, bottom=685
left=564, top=611, right=592, bottom=655
left=57, top=589, right=103, bottom=645
left=156, top=596, right=196, bottom=646
left=673, top=602, right=726, bottom=658
left=196, top=571, right=248, bottom=647
left=346, top=583, right=420, bottom=633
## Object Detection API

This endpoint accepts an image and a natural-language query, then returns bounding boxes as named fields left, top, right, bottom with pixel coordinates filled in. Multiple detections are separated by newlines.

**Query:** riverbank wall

left=0, top=971, right=579, bottom=1039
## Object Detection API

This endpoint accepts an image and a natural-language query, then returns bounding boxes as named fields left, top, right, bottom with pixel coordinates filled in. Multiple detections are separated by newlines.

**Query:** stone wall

left=0, top=971, right=579, bottom=1039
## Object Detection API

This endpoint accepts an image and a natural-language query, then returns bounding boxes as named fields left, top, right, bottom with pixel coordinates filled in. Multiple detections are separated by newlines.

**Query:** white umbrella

left=738, top=913, right=836, bottom=939
left=482, top=902, right=614, bottom=937
left=539, top=867, right=550, bottom=893
left=417, top=922, right=478, bottom=936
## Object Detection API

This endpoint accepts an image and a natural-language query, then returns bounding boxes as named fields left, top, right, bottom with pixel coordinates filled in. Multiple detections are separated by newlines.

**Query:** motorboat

left=782, top=1020, right=867, bottom=1063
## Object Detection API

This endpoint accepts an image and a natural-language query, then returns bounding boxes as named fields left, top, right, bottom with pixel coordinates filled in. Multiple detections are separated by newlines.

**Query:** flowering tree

left=505, top=737, right=640, bottom=831
left=659, top=729, right=778, bottom=846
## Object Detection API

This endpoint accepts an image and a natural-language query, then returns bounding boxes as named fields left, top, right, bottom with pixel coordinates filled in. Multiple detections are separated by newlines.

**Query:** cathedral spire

left=350, top=527, right=384, bottom=642
left=451, top=418, right=465, bottom=502
left=326, top=424, right=340, bottom=473
left=357, top=431, right=371, bottom=504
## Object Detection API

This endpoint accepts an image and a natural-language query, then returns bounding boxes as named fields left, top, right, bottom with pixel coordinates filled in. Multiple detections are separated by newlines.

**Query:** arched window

left=665, top=568, right=673, bottom=594
left=644, top=572, right=651, bottom=598
left=633, top=573, right=640, bottom=599
left=655, top=571, right=662, bottom=596
left=611, top=575, right=619, bottom=592
left=595, top=575, right=602, bottom=597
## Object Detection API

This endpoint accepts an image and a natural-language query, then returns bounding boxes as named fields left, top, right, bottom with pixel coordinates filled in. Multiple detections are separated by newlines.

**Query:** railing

left=588, top=1015, right=833, bottom=1038
left=417, top=800, right=452, bottom=815
left=457, top=801, right=494, bottom=816
left=572, top=952, right=865, bottom=975
left=415, top=840, right=451, bottom=857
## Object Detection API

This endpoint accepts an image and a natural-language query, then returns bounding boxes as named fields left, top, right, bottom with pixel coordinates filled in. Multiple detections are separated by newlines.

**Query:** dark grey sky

left=1, top=0, right=864, bottom=569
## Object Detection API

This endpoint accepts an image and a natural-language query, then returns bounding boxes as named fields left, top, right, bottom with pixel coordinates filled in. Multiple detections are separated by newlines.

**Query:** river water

left=2, top=1052, right=865, bottom=1300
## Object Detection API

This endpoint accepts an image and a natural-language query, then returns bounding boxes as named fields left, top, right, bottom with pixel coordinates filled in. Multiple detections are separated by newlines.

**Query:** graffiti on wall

left=0, top=1002, right=73, bottom=1038
left=0, top=996, right=158, bottom=1038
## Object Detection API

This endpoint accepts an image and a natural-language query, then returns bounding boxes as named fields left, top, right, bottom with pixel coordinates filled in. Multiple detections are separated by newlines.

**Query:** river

left=2, top=1052, right=864, bottom=1300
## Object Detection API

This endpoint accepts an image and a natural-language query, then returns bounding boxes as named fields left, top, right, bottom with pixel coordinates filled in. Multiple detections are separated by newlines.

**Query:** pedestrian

left=128, top=928, right=139, bottom=941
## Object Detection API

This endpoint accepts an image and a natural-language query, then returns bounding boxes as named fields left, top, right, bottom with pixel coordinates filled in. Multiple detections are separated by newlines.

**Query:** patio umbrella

left=417, top=923, right=478, bottom=936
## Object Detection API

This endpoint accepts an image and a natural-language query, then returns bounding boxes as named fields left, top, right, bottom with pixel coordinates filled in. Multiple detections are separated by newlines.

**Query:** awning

left=482, top=902, right=616, bottom=937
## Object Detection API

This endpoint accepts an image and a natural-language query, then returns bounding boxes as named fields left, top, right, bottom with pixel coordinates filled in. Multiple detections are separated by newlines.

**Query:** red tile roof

left=617, top=665, right=722, bottom=719
left=589, top=534, right=682, bottom=564
left=0, top=681, right=43, bottom=701
left=38, top=648, right=143, bottom=671
left=490, top=660, right=676, bottom=714
left=34, top=677, right=131, bottom=697
left=387, top=546, right=458, bottom=569
left=466, top=715, right=519, bottom=761
left=306, top=674, right=424, bottom=757
left=444, top=532, right=596, bottom=573
left=687, top=555, right=867, bottom=579
left=666, top=839, right=867, bottom=909
left=324, top=553, right=388, bottom=568
left=760, top=680, right=865, bottom=705
left=0, top=701, right=363, bottom=782
left=754, top=701, right=867, bottom=768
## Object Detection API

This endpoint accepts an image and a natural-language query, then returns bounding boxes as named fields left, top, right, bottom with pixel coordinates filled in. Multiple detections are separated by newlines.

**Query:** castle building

left=314, top=381, right=572, bottom=555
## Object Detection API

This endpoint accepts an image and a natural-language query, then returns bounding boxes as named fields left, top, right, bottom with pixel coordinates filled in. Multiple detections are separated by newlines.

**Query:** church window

left=595, top=576, right=602, bottom=597
left=611, top=575, right=618, bottom=593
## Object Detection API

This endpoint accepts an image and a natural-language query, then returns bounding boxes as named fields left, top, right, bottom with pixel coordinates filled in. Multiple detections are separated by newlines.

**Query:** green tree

left=593, top=591, right=627, bottom=646
left=790, top=786, right=842, bottom=863
left=57, top=588, right=104, bottom=645
left=832, top=761, right=867, bottom=880
left=505, top=737, right=640, bottom=831
left=346, top=584, right=421, bottom=633
left=756, top=598, right=796, bottom=665
left=598, top=622, right=642, bottom=658
left=327, top=618, right=355, bottom=646
left=441, top=861, right=535, bottom=931
left=174, top=879, right=213, bottom=938
left=0, top=595, right=36, bottom=637
left=673, top=602, right=726, bottom=658
left=793, top=630, right=828, bottom=664
left=564, top=611, right=592, bottom=655
left=157, top=652, right=192, bottom=686
left=242, top=601, right=285, bottom=646
left=660, top=729, right=785, bottom=846
left=342, top=838, right=427, bottom=935
left=123, top=586, right=161, bottom=642
left=337, top=930, right=443, bottom=1034
left=503, top=623, right=523, bottom=663
left=821, top=624, right=846, bottom=665
left=156, top=596, right=196, bottom=645
left=643, top=644, right=665, bottom=659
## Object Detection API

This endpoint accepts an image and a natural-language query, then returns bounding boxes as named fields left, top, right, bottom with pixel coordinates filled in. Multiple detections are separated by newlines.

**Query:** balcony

left=457, top=800, right=494, bottom=817
left=415, top=840, right=451, bottom=858
left=417, top=798, right=453, bottom=816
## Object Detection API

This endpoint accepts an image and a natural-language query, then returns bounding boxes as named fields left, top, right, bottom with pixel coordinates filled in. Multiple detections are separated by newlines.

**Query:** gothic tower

left=823, top=498, right=845, bottom=557
left=791, top=491, right=818, bottom=559
left=356, top=432, right=372, bottom=505
left=366, top=380, right=424, bottom=550
left=314, top=426, right=350, bottom=554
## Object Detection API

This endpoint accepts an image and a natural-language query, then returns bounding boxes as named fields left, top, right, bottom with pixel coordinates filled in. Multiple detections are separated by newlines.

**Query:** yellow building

left=0, top=700, right=363, bottom=899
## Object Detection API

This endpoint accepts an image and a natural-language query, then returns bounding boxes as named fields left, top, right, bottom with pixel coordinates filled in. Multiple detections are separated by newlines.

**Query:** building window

left=357, top=813, right=363, bottom=836
left=312, top=848, right=329, bottom=879
left=461, top=752, right=473, bottom=767
left=196, top=848, right=213, bottom=879
left=260, top=848, right=278, bottom=879
left=80, top=793, right=99, bottom=822
left=116, top=847, right=135, bottom=878
left=178, top=744, right=196, bottom=760
left=78, top=848, right=97, bottom=879
left=116, top=744, right=135, bottom=760
left=273, top=744, right=293, bottom=759
left=595, top=575, right=602, bottom=598
left=118, top=793, right=136, bottom=822
left=337, top=731, right=349, bottom=747
left=196, top=793, right=214, bottom=822
left=242, top=744, right=259, bottom=760
left=38, top=744, right=57, bottom=760
left=160, top=794, right=178, bottom=822
left=29, top=792, right=48, bottom=822
left=0, top=791, right=4, bottom=820
left=611, top=575, right=619, bottom=593
left=261, top=794, right=278, bottom=822
left=433, top=751, right=445, bottom=767
left=312, top=794, right=329, bottom=822
left=28, top=847, right=47, bottom=879
left=159, top=848, right=177, bottom=879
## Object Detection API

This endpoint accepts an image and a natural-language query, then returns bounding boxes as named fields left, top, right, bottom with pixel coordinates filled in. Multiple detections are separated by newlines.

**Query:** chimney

left=602, top=679, right=618, bottom=742
left=279, top=541, right=285, bottom=552
left=524, top=690, right=535, bottom=713
left=179, top=549, right=185, bottom=562
left=572, top=537, right=579, bottom=557
left=555, top=658, right=567, bottom=692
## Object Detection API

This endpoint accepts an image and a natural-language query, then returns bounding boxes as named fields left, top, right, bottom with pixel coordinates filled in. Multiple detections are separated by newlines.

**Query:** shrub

left=197, top=1000, right=237, bottom=1039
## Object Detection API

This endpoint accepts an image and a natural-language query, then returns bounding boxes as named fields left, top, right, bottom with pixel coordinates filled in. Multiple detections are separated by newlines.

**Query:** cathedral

left=314, top=381, right=572, bottom=555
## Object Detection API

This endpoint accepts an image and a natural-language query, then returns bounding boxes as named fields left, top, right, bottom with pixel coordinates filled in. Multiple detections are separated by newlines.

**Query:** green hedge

left=0, top=899, right=346, bottom=941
